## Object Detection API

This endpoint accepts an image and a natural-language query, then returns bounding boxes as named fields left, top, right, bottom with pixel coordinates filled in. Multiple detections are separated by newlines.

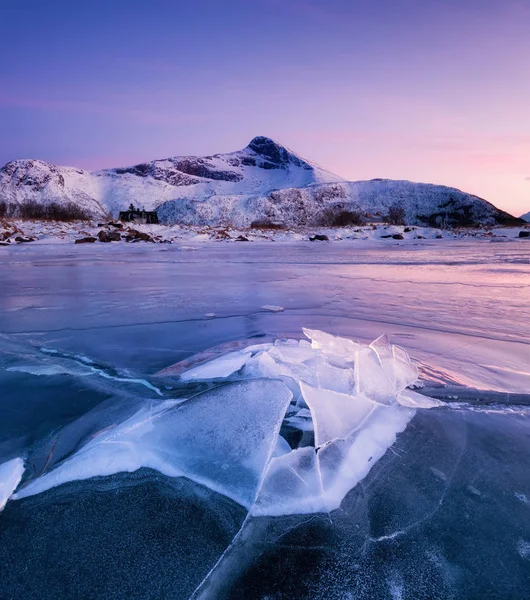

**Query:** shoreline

left=1, top=218, right=528, bottom=246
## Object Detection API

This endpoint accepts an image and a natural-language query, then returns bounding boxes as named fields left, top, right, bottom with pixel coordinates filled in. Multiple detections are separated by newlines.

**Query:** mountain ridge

left=0, top=137, right=522, bottom=227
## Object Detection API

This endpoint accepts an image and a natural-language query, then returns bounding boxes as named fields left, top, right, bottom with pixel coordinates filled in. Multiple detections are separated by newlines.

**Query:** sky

left=0, top=0, right=529, bottom=216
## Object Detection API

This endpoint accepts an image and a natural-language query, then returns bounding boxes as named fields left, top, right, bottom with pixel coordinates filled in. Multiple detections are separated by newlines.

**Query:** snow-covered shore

left=1, top=218, right=528, bottom=246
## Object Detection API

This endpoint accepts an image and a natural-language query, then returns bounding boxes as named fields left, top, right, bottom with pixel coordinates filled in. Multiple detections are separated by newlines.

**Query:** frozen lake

left=0, top=239, right=529, bottom=598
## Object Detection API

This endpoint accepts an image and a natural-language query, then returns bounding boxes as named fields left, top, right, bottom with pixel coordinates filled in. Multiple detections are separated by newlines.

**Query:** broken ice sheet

left=9, top=329, right=435, bottom=519
left=15, top=380, right=292, bottom=509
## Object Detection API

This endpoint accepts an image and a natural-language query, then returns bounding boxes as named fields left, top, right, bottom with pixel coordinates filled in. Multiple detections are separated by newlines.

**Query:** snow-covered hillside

left=0, top=136, right=521, bottom=227
left=520, top=211, right=530, bottom=222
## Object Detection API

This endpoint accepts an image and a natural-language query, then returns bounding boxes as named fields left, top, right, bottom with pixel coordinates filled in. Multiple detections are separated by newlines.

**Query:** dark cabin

left=119, top=204, right=159, bottom=224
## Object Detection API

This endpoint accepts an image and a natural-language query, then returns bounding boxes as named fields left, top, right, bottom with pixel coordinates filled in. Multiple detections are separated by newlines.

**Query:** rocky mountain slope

left=0, top=136, right=521, bottom=227
left=520, top=211, right=530, bottom=223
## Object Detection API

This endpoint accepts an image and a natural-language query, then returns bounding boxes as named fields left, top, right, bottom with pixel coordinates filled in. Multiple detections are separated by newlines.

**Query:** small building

left=119, top=204, right=159, bottom=224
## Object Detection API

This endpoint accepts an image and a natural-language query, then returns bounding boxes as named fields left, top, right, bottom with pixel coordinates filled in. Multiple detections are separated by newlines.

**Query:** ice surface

left=7, top=364, right=95, bottom=377
left=1, top=241, right=528, bottom=598
left=300, top=381, right=376, bottom=447
left=7, top=361, right=162, bottom=396
left=0, top=457, right=24, bottom=512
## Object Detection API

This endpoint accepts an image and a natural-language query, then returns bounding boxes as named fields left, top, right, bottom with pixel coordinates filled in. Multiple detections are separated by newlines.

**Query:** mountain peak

left=246, top=136, right=312, bottom=170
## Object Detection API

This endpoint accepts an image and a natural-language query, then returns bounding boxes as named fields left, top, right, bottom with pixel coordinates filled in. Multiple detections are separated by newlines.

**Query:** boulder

left=392, top=234, right=404, bottom=240
left=125, top=229, right=154, bottom=242
left=235, top=235, right=250, bottom=242
left=98, top=230, right=121, bottom=242
left=518, top=231, right=530, bottom=238
left=14, top=236, right=35, bottom=243
left=74, top=237, right=97, bottom=244
left=309, top=234, right=329, bottom=241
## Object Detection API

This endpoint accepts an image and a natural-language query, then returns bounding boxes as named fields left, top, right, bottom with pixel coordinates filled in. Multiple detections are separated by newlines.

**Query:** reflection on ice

left=9, top=329, right=441, bottom=517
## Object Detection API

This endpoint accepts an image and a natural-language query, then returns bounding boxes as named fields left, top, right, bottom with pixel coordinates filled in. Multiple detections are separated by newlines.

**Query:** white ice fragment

left=302, top=328, right=362, bottom=365
left=253, top=447, right=323, bottom=516
left=313, top=357, right=355, bottom=394
left=354, top=346, right=396, bottom=405
left=0, top=457, right=25, bottom=512
left=261, top=305, right=284, bottom=312
left=392, top=345, right=419, bottom=390
left=370, top=335, right=418, bottom=392
left=300, top=381, right=376, bottom=447
left=244, top=342, right=273, bottom=354
left=179, top=350, right=251, bottom=381
left=318, top=404, right=415, bottom=511
left=268, top=343, right=316, bottom=365
left=255, top=351, right=318, bottom=388
left=397, top=390, right=443, bottom=409
left=15, top=380, right=292, bottom=509
left=294, top=408, right=312, bottom=418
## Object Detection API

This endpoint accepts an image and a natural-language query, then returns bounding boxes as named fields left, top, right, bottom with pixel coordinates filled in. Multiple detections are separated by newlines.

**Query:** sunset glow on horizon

left=1, top=0, right=529, bottom=216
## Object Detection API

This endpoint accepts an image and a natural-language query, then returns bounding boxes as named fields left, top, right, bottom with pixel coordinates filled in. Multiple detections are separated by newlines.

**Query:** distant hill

left=0, top=136, right=522, bottom=227
left=520, top=211, right=530, bottom=223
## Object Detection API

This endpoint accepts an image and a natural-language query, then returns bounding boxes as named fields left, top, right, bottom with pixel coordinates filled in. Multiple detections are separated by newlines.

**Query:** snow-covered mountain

left=0, top=136, right=521, bottom=227
left=520, top=211, right=530, bottom=223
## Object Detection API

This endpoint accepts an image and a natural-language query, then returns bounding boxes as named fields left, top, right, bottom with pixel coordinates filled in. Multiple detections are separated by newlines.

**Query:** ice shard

left=0, top=457, right=25, bottom=512
left=354, top=346, right=396, bottom=405
left=252, top=447, right=323, bottom=516
left=302, top=328, right=362, bottom=366
left=370, top=334, right=418, bottom=392
left=318, top=404, right=415, bottom=510
left=397, top=389, right=444, bottom=408
left=179, top=350, right=252, bottom=381
left=300, top=381, right=375, bottom=447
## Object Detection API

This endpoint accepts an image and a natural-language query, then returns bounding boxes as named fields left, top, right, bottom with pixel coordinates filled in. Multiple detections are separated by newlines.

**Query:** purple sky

left=1, top=0, right=529, bottom=215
